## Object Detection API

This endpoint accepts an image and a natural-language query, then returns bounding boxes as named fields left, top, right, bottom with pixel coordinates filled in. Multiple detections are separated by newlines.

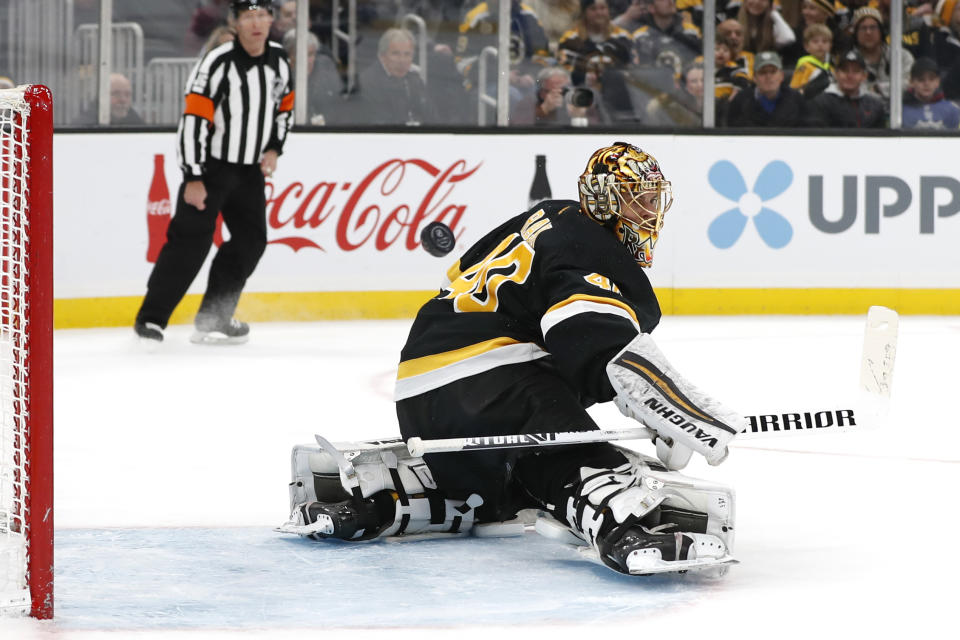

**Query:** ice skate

left=278, top=495, right=394, bottom=541
left=190, top=316, right=250, bottom=345
left=605, top=523, right=736, bottom=576
left=134, top=320, right=164, bottom=343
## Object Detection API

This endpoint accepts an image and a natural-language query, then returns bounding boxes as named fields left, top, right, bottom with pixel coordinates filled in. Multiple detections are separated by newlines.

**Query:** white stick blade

left=860, top=305, right=898, bottom=398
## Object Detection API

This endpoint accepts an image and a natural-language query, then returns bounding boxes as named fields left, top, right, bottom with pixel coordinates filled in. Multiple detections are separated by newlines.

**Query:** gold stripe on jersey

left=543, top=293, right=640, bottom=327
left=395, top=337, right=549, bottom=400
left=399, top=336, right=525, bottom=379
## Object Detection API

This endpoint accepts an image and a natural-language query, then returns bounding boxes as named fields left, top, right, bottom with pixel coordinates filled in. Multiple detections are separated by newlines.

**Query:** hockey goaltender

left=279, top=142, right=746, bottom=577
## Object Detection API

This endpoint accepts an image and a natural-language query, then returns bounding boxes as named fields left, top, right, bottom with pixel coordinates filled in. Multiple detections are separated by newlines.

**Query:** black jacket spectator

left=725, top=84, right=808, bottom=127
left=809, top=84, right=886, bottom=128
left=633, top=11, right=703, bottom=68
left=934, top=23, right=960, bottom=100
left=356, top=63, right=436, bottom=126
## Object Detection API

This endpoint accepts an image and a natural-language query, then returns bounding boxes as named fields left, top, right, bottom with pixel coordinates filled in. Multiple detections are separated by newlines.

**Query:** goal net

left=0, top=85, right=54, bottom=620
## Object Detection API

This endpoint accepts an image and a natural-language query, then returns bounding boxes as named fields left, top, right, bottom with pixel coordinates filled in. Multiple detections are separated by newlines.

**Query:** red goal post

left=0, top=84, right=54, bottom=620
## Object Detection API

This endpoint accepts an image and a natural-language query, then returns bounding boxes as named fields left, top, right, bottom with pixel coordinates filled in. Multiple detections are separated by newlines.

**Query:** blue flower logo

left=707, top=160, right=794, bottom=249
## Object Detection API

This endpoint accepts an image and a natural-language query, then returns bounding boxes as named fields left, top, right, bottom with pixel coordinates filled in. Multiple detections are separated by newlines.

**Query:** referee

left=134, top=0, right=293, bottom=345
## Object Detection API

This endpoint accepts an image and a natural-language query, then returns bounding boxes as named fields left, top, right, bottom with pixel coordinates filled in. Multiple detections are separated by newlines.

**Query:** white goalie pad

left=286, top=436, right=437, bottom=506
left=280, top=436, right=487, bottom=540
left=537, top=445, right=737, bottom=576
left=607, top=333, right=746, bottom=467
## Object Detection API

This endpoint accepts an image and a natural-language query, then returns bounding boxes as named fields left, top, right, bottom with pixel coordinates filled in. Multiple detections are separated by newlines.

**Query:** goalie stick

left=404, top=306, right=899, bottom=457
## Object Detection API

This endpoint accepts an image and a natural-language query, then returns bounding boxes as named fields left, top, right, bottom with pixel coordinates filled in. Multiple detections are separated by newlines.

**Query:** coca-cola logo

left=264, top=158, right=481, bottom=252
left=146, top=199, right=172, bottom=216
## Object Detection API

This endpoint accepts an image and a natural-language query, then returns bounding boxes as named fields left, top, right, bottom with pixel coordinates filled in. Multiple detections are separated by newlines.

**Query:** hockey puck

left=420, top=221, right=456, bottom=257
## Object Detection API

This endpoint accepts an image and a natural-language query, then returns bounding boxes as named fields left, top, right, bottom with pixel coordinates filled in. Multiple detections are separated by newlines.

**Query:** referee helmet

left=231, top=0, right=275, bottom=16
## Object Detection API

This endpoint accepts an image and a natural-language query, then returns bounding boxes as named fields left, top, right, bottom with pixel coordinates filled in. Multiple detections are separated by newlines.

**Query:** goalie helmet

left=578, top=142, right=673, bottom=268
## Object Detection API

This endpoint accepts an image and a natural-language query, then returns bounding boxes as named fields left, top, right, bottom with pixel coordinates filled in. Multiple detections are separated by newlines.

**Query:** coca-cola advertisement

left=264, top=156, right=479, bottom=255
left=145, top=154, right=171, bottom=263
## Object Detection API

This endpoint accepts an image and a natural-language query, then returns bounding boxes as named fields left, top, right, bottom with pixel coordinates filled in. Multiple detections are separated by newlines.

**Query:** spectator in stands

left=790, top=23, right=834, bottom=99
left=737, top=0, right=796, bottom=55
left=782, top=0, right=841, bottom=67
left=107, top=73, right=144, bottom=125
left=384, top=1, right=476, bottom=125
left=725, top=51, right=809, bottom=126
left=796, top=0, right=843, bottom=45
left=457, top=1, right=551, bottom=112
left=809, top=49, right=886, bottom=127
left=902, top=56, right=960, bottom=128
left=510, top=67, right=600, bottom=125
left=558, top=0, right=637, bottom=120
left=718, top=18, right=755, bottom=79
left=717, top=0, right=745, bottom=22
left=779, top=0, right=804, bottom=31
left=530, top=0, right=583, bottom=48
left=77, top=73, right=145, bottom=126
left=270, top=1, right=298, bottom=43
left=852, top=7, right=913, bottom=100
left=203, top=25, right=237, bottom=54
left=677, top=0, right=706, bottom=29
left=645, top=60, right=705, bottom=126
left=876, top=0, right=935, bottom=59
left=934, top=0, right=960, bottom=99
left=559, top=0, right=635, bottom=80
left=799, top=0, right=839, bottom=33
left=184, top=0, right=233, bottom=56
left=282, top=29, right=344, bottom=125
left=633, top=0, right=703, bottom=68
left=613, top=0, right=649, bottom=32
left=715, top=34, right=751, bottom=120
left=356, top=28, right=435, bottom=126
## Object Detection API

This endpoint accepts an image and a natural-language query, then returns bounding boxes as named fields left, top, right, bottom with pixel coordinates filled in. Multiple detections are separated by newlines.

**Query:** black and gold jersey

left=396, top=200, right=661, bottom=404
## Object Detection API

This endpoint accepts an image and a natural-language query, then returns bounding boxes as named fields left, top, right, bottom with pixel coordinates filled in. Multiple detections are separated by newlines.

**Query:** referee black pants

left=136, top=159, right=267, bottom=328
left=396, top=359, right=629, bottom=523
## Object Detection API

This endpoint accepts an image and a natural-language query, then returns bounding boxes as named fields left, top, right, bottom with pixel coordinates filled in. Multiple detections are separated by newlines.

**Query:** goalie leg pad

left=279, top=438, right=483, bottom=541
left=607, top=333, right=747, bottom=467
left=543, top=445, right=736, bottom=576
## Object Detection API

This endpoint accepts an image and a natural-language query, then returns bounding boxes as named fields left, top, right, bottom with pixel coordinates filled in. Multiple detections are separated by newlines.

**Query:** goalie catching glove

left=607, top=333, right=746, bottom=469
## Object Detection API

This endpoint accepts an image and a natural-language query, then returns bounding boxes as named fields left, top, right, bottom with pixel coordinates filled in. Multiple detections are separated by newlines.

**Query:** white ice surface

left=3, top=316, right=959, bottom=640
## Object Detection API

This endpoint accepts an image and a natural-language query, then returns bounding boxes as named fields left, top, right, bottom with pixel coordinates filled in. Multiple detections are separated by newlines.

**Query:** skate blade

left=190, top=330, right=249, bottom=345
left=627, top=555, right=739, bottom=576
left=136, top=336, right=163, bottom=352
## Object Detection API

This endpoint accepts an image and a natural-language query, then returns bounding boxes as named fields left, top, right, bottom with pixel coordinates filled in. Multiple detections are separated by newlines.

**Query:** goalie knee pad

left=278, top=436, right=483, bottom=541
left=539, top=446, right=736, bottom=575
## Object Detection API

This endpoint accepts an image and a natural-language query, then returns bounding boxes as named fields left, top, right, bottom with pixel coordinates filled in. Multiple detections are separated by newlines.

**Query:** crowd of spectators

left=6, top=0, right=960, bottom=130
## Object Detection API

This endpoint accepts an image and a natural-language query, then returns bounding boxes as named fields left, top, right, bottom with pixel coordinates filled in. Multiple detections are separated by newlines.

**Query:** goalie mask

left=578, top=142, right=673, bottom=268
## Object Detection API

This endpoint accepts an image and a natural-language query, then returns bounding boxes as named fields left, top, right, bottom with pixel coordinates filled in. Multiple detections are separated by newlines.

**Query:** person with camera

left=511, top=67, right=601, bottom=126
left=558, top=0, right=638, bottom=122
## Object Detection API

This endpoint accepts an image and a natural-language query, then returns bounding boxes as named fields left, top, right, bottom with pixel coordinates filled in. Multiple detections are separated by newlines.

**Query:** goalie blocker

left=608, top=333, right=747, bottom=470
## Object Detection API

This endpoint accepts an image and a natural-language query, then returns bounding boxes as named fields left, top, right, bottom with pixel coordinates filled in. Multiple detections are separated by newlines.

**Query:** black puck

left=420, top=221, right=456, bottom=257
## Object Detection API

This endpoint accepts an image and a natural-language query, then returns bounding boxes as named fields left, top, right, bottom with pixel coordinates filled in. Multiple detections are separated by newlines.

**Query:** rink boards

left=52, top=132, right=960, bottom=327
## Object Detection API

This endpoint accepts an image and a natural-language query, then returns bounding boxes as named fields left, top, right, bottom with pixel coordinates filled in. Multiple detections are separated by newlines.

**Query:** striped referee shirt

left=178, top=40, right=294, bottom=179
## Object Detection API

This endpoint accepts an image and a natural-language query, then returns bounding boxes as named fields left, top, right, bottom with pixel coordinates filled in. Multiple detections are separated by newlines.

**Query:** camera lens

left=569, top=87, right=594, bottom=108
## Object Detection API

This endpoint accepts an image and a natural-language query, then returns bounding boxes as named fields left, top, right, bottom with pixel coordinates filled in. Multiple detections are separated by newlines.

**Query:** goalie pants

left=136, top=158, right=268, bottom=328
left=395, top=359, right=629, bottom=523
